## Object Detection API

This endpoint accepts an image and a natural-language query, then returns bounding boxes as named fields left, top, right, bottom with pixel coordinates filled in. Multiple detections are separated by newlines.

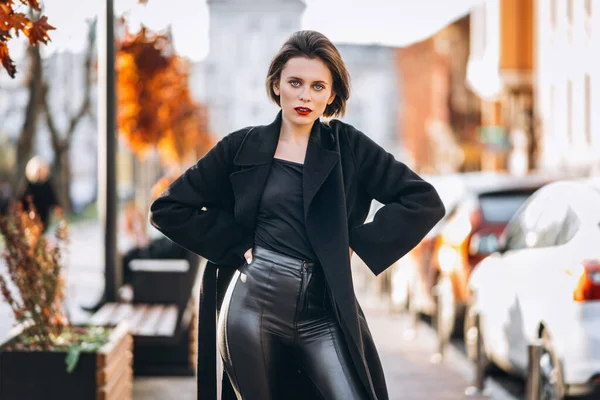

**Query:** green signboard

left=478, top=125, right=511, bottom=151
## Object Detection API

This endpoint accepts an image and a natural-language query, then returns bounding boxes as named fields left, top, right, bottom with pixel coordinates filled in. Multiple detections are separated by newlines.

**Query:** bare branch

left=42, top=82, right=63, bottom=152
left=65, top=17, right=96, bottom=143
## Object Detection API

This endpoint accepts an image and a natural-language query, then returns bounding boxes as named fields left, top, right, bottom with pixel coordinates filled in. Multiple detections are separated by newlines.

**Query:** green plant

left=0, top=199, right=110, bottom=372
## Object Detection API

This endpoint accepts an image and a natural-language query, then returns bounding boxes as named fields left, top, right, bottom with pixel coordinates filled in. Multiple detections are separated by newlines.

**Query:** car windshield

left=478, top=190, right=537, bottom=223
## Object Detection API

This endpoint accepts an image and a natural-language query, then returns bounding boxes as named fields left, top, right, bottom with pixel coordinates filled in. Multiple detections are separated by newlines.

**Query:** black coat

left=150, top=112, right=445, bottom=400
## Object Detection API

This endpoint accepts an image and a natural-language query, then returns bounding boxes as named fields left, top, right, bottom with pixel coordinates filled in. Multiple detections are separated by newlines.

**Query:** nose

left=299, top=87, right=311, bottom=102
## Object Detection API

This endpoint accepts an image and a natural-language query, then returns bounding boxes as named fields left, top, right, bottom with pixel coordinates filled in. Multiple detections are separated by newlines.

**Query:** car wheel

left=540, top=330, right=565, bottom=400
left=435, top=275, right=456, bottom=343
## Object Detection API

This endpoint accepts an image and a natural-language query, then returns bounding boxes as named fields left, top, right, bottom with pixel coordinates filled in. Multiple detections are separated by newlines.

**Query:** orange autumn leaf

left=0, top=41, right=16, bottom=78
left=7, top=12, right=29, bottom=33
left=25, top=0, right=41, bottom=11
left=0, top=1, right=53, bottom=78
left=24, top=15, right=55, bottom=45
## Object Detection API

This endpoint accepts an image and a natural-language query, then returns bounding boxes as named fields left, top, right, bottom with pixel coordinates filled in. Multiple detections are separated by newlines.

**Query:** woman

left=150, top=30, right=445, bottom=400
left=19, top=156, right=60, bottom=233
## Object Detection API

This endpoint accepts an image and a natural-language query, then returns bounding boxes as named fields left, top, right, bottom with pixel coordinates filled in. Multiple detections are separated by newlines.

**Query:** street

left=0, top=221, right=524, bottom=399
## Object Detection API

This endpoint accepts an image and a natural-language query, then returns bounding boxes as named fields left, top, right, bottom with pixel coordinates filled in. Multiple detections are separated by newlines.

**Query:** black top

left=19, top=180, right=59, bottom=231
left=254, top=158, right=318, bottom=262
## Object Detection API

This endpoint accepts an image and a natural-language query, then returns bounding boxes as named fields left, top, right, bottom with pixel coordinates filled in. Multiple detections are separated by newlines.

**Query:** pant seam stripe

left=222, top=270, right=243, bottom=398
left=258, top=262, right=276, bottom=397
left=293, top=268, right=304, bottom=342
left=327, top=319, right=359, bottom=400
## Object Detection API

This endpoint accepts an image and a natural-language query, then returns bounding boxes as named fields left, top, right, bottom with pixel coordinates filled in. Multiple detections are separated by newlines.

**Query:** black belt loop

left=302, top=261, right=318, bottom=270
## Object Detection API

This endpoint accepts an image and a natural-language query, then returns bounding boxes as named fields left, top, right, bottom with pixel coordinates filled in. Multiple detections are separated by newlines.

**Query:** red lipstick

left=294, top=106, right=312, bottom=116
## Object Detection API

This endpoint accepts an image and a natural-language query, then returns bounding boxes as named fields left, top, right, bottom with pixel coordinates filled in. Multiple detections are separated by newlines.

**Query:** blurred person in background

left=18, top=156, right=60, bottom=233
left=150, top=31, right=445, bottom=400
left=0, top=176, right=12, bottom=216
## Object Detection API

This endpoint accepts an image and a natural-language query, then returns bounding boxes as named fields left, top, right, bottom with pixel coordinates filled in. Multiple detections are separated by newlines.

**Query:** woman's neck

left=279, top=115, right=313, bottom=144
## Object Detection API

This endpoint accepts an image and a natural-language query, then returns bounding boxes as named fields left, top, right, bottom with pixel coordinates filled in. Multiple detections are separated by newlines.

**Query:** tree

left=14, top=43, right=43, bottom=189
left=0, top=0, right=55, bottom=78
left=1, top=1, right=54, bottom=191
left=41, top=18, right=96, bottom=213
left=116, top=25, right=213, bottom=167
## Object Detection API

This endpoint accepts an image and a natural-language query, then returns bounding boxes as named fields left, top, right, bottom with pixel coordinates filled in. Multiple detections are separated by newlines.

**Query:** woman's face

left=274, top=56, right=336, bottom=128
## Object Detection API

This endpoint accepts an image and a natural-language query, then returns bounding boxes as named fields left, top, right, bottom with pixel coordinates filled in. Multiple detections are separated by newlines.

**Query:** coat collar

left=232, top=110, right=338, bottom=166
left=230, top=111, right=340, bottom=223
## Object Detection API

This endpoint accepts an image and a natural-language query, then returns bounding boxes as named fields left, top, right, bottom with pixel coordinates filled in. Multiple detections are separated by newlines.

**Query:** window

left=481, top=4, right=487, bottom=52
left=550, top=84, right=555, bottom=138
left=247, top=16, right=260, bottom=32
left=503, top=217, right=527, bottom=251
left=478, top=192, right=535, bottom=223
left=556, top=206, right=581, bottom=245
left=533, top=196, right=568, bottom=248
left=585, top=0, right=592, bottom=16
left=279, top=17, right=291, bottom=31
left=503, top=192, right=547, bottom=251
left=567, top=80, right=573, bottom=143
left=585, top=74, right=592, bottom=144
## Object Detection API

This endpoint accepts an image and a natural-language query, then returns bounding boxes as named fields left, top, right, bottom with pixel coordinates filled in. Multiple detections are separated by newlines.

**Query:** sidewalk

left=357, top=290, right=494, bottom=400
left=131, top=286, right=515, bottom=400
left=0, top=223, right=514, bottom=399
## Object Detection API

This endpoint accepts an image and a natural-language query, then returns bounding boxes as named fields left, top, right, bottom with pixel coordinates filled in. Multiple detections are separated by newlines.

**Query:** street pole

left=465, top=314, right=490, bottom=396
left=526, top=341, right=543, bottom=400
left=97, top=0, right=120, bottom=304
left=432, top=285, right=447, bottom=363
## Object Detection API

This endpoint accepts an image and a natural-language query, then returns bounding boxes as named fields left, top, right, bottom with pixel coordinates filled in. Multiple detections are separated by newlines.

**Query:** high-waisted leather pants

left=217, top=245, right=368, bottom=400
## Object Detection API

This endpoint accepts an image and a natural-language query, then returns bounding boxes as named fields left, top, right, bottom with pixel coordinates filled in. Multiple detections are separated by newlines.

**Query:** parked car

left=386, top=172, right=560, bottom=340
left=385, top=173, right=466, bottom=313
left=466, top=178, right=600, bottom=399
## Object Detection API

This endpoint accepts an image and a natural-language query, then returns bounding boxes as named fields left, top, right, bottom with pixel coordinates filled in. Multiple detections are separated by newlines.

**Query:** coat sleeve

left=346, top=124, right=445, bottom=276
left=149, top=131, right=254, bottom=268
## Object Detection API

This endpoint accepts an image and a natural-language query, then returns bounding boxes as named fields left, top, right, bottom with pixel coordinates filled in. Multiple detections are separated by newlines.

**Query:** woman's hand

left=244, top=247, right=253, bottom=264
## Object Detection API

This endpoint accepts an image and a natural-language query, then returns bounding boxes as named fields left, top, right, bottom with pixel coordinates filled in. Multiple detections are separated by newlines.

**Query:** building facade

left=396, top=16, right=477, bottom=174
left=467, top=0, right=535, bottom=174
left=535, top=0, right=600, bottom=174
left=335, top=44, right=399, bottom=155
left=204, top=0, right=306, bottom=137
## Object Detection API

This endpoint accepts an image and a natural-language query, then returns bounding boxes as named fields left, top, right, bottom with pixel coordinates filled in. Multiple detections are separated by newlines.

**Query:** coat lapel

left=302, top=121, right=339, bottom=221
left=229, top=115, right=278, bottom=230
left=230, top=111, right=339, bottom=230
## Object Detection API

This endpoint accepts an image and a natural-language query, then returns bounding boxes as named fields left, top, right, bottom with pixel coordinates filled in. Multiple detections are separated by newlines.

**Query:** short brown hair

left=266, top=30, right=350, bottom=118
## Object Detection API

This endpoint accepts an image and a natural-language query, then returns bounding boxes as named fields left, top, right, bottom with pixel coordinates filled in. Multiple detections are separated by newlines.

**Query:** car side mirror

left=468, top=232, right=500, bottom=256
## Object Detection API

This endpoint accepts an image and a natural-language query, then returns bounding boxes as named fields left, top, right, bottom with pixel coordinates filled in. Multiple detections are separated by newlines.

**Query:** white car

left=466, top=179, right=600, bottom=399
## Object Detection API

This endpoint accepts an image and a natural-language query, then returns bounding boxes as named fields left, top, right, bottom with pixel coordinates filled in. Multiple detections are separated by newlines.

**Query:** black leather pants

left=217, top=245, right=368, bottom=400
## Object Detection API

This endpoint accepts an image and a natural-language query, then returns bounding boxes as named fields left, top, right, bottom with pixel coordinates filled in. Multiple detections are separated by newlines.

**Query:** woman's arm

left=346, top=124, right=445, bottom=276
left=149, top=131, right=254, bottom=267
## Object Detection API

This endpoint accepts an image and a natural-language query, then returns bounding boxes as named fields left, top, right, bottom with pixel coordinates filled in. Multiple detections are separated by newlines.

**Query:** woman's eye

left=314, top=84, right=324, bottom=91
left=290, top=80, right=300, bottom=87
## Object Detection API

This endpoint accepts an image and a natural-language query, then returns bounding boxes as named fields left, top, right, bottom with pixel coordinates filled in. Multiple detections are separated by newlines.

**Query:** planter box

left=0, top=321, right=133, bottom=400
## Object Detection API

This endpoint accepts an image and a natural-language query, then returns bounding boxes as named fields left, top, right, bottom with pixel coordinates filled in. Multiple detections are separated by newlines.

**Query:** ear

left=273, top=82, right=280, bottom=96
left=327, top=92, right=336, bottom=105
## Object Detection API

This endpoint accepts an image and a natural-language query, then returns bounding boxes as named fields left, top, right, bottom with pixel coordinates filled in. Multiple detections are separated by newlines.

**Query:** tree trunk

left=52, top=145, right=73, bottom=214
left=14, top=46, right=43, bottom=189
left=42, top=18, right=96, bottom=215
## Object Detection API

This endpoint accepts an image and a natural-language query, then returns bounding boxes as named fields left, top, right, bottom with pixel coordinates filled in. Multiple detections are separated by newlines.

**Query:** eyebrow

left=287, top=76, right=329, bottom=85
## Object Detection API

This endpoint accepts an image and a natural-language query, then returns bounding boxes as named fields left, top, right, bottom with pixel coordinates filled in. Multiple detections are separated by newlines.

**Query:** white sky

left=8, top=0, right=482, bottom=61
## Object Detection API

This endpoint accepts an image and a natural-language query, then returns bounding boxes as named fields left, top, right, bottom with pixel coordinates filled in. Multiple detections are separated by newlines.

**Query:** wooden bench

left=89, top=303, right=179, bottom=337
left=91, top=255, right=204, bottom=376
